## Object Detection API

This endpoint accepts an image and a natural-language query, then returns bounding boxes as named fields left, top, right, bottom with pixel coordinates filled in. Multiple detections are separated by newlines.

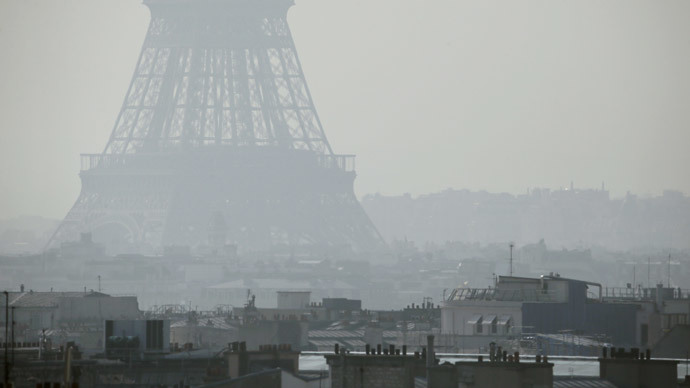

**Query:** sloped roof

left=1, top=291, right=111, bottom=308
left=309, top=330, right=365, bottom=338
left=652, top=324, right=690, bottom=358
left=170, top=316, right=237, bottom=330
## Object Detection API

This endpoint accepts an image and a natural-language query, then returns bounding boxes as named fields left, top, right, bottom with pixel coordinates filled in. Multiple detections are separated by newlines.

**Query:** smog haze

left=1, top=0, right=689, bottom=220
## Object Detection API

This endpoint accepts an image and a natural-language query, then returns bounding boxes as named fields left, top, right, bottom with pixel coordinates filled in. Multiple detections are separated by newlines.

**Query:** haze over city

left=1, top=1, right=690, bottom=387
left=1, top=0, right=689, bottom=219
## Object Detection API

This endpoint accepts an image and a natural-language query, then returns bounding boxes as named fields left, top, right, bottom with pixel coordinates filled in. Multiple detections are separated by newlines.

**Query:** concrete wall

left=325, top=355, right=425, bottom=388
left=429, top=362, right=553, bottom=388
left=12, top=307, right=55, bottom=332
left=57, top=295, right=139, bottom=323
left=238, top=320, right=309, bottom=350
left=211, top=369, right=282, bottom=388
left=634, top=302, right=659, bottom=347
left=495, top=276, right=570, bottom=303
left=277, top=292, right=311, bottom=309
left=599, top=358, right=678, bottom=388
left=282, top=370, right=329, bottom=388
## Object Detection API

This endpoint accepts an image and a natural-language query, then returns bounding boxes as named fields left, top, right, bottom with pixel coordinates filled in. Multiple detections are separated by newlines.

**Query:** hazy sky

left=1, top=0, right=689, bottom=219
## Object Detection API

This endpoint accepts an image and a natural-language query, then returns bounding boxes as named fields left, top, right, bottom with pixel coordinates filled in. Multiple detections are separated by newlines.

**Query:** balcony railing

left=445, top=288, right=559, bottom=303
left=81, top=151, right=356, bottom=172
left=316, top=154, right=355, bottom=172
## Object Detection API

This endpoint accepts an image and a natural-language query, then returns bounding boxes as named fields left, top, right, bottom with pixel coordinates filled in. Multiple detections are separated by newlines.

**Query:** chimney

left=656, top=283, right=664, bottom=307
left=426, top=335, right=435, bottom=387
left=426, top=335, right=435, bottom=367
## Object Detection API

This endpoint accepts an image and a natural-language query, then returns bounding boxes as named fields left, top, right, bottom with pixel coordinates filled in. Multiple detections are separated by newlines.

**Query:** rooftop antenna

left=4, top=291, right=8, bottom=388
left=11, top=306, right=15, bottom=368
left=98, top=275, right=101, bottom=292
left=667, top=253, right=671, bottom=288
left=647, top=257, right=651, bottom=289
left=510, top=242, right=515, bottom=276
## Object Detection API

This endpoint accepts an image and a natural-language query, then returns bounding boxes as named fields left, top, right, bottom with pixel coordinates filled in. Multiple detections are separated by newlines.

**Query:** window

left=146, top=320, right=164, bottom=350
left=483, top=315, right=497, bottom=334
left=497, top=315, right=512, bottom=335
left=467, top=314, right=483, bottom=334
left=662, top=314, right=689, bottom=329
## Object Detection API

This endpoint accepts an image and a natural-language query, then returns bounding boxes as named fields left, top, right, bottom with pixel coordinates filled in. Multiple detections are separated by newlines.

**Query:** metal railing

left=603, top=287, right=690, bottom=300
left=445, top=288, right=559, bottom=303
left=316, top=154, right=355, bottom=172
left=81, top=152, right=356, bottom=172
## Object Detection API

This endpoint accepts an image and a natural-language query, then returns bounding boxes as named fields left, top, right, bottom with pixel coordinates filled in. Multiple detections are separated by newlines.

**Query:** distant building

left=1, top=289, right=139, bottom=335
left=59, top=232, right=106, bottom=258
left=104, top=319, right=170, bottom=359
left=323, top=298, right=362, bottom=312
left=203, top=278, right=358, bottom=307
left=441, top=275, right=662, bottom=349
left=278, top=291, right=312, bottom=309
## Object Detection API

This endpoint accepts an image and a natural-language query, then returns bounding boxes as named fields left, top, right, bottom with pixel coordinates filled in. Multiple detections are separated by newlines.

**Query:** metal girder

left=48, top=0, right=386, bottom=255
left=103, top=5, right=332, bottom=155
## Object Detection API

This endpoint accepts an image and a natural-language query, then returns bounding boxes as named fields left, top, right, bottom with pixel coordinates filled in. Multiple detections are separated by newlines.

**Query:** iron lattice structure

left=49, top=0, right=385, bottom=255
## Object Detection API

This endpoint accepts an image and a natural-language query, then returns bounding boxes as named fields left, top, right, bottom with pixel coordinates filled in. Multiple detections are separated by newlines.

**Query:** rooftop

left=1, top=291, right=112, bottom=308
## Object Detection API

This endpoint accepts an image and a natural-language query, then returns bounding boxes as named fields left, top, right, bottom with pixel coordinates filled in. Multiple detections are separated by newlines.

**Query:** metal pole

left=509, top=247, right=512, bottom=276
left=4, top=291, right=8, bottom=387
left=647, top=258, right=651, bottom=289
left=667, top=254, right=671, bottom=288
left=10, top=306, right=14, bottom=375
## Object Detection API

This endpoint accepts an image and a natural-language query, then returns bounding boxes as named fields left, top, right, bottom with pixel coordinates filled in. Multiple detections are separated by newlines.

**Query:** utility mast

left=509, top=243, right=514, bottom=276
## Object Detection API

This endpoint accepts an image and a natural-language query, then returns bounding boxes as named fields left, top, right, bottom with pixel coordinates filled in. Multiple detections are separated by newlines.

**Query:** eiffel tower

left=48, top=0, right=385, bottom=255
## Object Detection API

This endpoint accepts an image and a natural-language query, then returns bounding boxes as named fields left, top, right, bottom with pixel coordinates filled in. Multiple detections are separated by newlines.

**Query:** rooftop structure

left=446, top=275, right=602, bottom=303
left=441, top=275, right=667, bottom=349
